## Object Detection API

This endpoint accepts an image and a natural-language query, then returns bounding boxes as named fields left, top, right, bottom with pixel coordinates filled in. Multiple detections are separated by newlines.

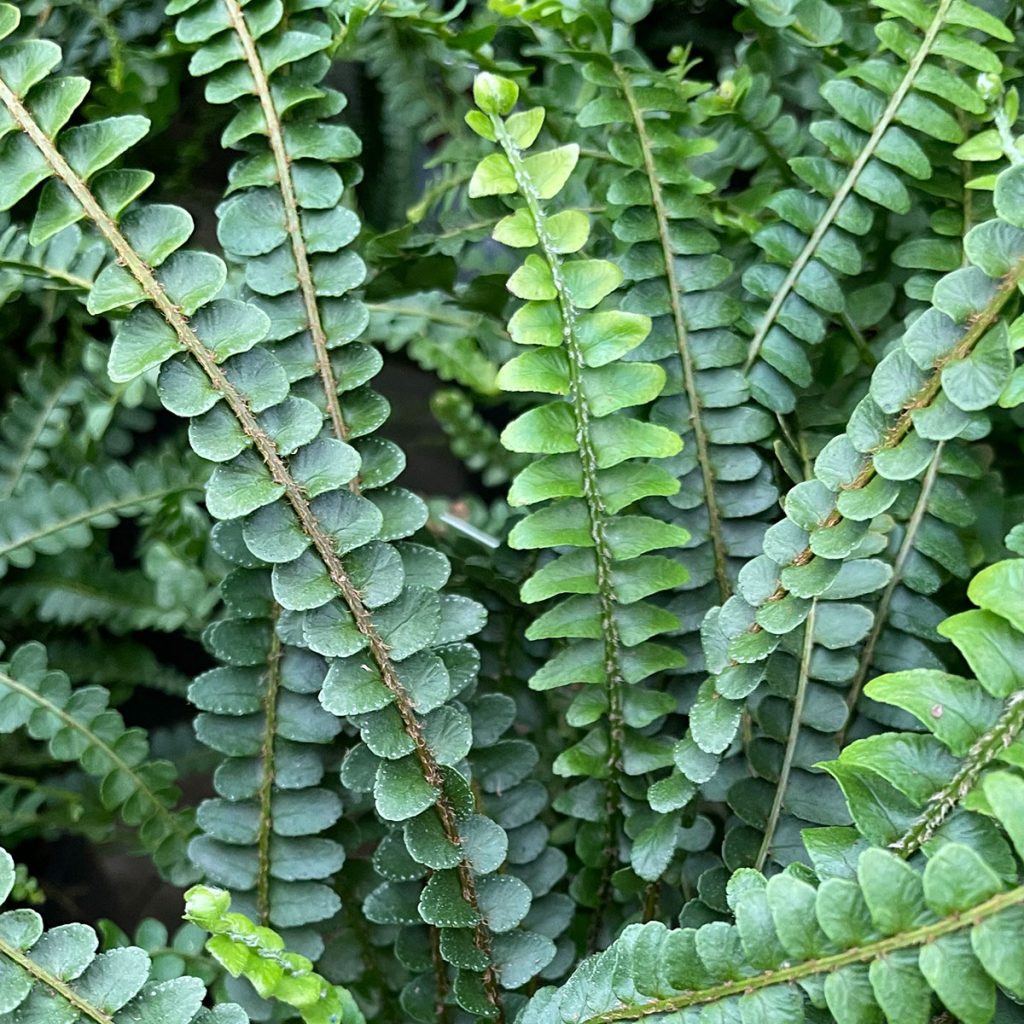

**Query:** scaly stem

left=754, top=599, right=816, bottom=870
left=891, top=692, right=1024, bottom=857
left=615, top=64, right=730, bottom=604
left=584, top=883, right=1024, bottom=1022
left=744, top=0, right=954, bottom=369
left=255, top=608, right=282, bottom=926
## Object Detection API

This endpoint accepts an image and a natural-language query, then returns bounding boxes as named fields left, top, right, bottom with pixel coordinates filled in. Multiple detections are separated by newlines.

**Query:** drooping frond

left=431, top=388, right=527, bottom=488
left=0, top=360, right=87, bottom=499
left=367, top=294, right=507, bottom=398
left=0, top=454, right=205, bottom=578
left=0, top=219, right=102, bottom=304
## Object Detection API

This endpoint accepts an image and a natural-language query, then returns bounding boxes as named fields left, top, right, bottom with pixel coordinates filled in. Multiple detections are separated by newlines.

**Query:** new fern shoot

left=0, top=2, right=1024, bottom=1024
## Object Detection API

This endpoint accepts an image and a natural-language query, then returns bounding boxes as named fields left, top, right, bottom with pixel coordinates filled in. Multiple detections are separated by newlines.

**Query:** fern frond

left=431, top=388, right=527, bottom=487
left=0, top=550, right=215, bottom=633
left=744, top=0, right=1014, bottom=412
left=187, top=569, right=345, bottom=951
left=367, top=294, right=506, bottom=397
left=575, top=54, right=778, bottom=673
left=0, top=359, right=87, bottom=499
left=469, top=74, right=691, bottom=900
left=352, top=7, right=479, bottom=226
left=172, top=0, right=368, bottom=447
left=0, top=846, right=247, bottom=1024
left=98, top=918, right=221, bottom=987
left=0, top=454, right=206, bottom=578
left=0, top=218, right=102, bottom=302
left=825, top=558, right=1024, bottom=865
left=0, top=14, right=550, bottom=1015
left=521, top=771, right=1024, bottom=1023
left=671, top=159, right=1024, bottom=866
left=0, top=641, right=195, bottom=884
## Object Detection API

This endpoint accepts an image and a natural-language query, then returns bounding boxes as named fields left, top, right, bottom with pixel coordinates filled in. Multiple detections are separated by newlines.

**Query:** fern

left=172, top=0, right=369, bottom=446
left=520, top=771, right=1024, bottom=1024
left=825, top=557, right=1024, bottom=863
left=743, top=0, right=1014, bottom=412
left=0, top=639, right=196, bottom=884
left=0, top=10, right=550, bottom=1018
left=367, top=294, right=506, bottom=398
left=431, top=388, right=527, bottom=488
left=0, top=218, right=102, bottom=304
left=467, top=73, right=691, bottom=906
left=0, top=845, right=247, bottom=1024
left=0, top=453, right=205, bottom=577
left=580, top=55, right=774, bottom=608
left=0, top=359, right=87, bottom=498
left=184, top=885, right=365, bottom=1024
left=186, top=553, right=346, bottom=952
left=669, top=158, right=1024, bottom=869
left=2, top=2, right=1024, bottom=1020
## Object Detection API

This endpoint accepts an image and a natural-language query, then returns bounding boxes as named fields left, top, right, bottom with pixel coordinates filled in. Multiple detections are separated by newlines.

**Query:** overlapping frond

left=670, top=159, right=1024, bottom=867
left=0, top=11, right=551, bottom=1017
left=744, top=0, right=1014, bottom=413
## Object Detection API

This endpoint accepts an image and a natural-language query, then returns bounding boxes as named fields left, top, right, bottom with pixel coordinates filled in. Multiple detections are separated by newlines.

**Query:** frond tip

left=184, top=885, right=365, bottom=1024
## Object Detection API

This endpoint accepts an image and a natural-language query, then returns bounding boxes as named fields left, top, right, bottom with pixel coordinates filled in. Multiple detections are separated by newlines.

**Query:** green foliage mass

left=1, top=0, right=1024, bottom=1022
